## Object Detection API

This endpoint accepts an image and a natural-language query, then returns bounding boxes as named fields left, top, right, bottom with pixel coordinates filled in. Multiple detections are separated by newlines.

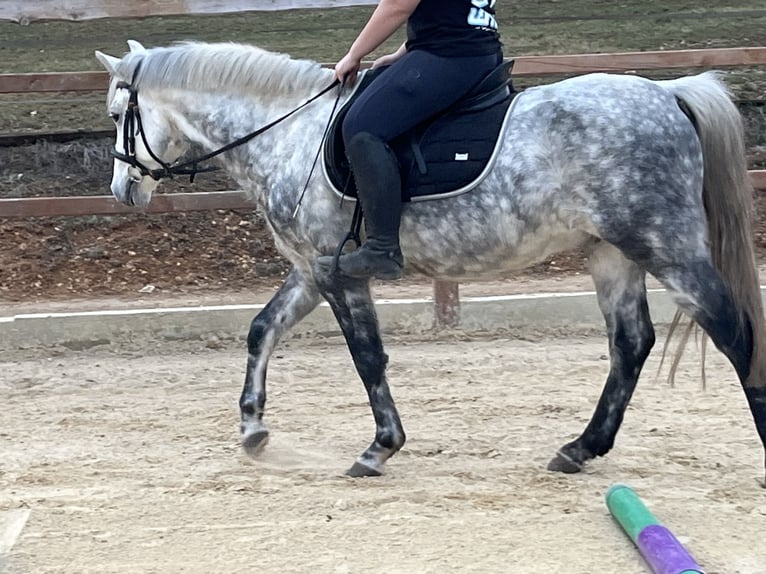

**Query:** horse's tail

left=658, top=71, right=765, bottom=387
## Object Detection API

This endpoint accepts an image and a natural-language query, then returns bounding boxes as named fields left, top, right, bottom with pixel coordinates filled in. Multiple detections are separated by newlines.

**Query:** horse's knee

left=247, top=313, right=271, bottom=354
left=354, top=348, right=389, bottom=379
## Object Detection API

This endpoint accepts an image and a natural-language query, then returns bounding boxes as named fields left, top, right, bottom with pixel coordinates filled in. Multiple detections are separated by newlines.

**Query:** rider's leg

left=323, top=49, right=502, bottom=280
left=331, top=131, right=404, bottom=280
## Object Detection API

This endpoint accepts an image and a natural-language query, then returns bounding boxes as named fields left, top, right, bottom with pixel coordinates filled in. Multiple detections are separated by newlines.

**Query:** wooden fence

left=1, top=2, right=766, bottom=325
left=4, top=46, right=766, bottom=94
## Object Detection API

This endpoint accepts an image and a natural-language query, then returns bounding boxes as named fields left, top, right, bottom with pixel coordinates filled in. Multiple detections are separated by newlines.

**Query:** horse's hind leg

left=314, top=273, right=406, bottom=477
left=549, top=242, right=655, bottom=473
left=240, top=267, right=321, bottom=456
left=653, top=259, right=766, bottom=484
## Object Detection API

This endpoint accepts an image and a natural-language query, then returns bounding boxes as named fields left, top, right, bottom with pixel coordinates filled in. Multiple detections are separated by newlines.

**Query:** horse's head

left=95, top=41, right=189, bottom=207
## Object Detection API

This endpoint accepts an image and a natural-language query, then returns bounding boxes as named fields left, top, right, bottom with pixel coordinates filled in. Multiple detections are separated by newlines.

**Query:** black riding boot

left=325, top=132, right=403, bottom=280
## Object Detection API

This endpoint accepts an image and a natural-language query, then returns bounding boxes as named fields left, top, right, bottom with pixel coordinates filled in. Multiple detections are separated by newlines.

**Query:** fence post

left=433, top=280, right=460, bottom=328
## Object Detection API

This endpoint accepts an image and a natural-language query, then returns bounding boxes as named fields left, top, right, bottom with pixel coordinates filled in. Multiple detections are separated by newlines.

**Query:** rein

left=113, top=78, right=341, bottom=183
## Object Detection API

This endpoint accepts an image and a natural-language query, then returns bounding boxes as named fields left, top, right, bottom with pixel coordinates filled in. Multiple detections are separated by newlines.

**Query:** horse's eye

left=110, top=113, right=120, bottom=123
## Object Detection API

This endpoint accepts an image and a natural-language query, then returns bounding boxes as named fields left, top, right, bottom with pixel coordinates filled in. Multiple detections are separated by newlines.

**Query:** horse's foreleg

left=315, top=274, right=406, bottom=477
left=549, top=242, right=655, bottom=473
left=240, top=267, right=321, bottom=456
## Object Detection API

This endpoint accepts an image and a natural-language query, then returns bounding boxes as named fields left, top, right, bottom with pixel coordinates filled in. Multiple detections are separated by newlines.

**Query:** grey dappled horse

left=95, top=41, right=766, bottom=483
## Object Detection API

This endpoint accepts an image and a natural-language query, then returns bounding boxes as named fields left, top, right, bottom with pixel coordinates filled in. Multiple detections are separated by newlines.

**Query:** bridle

left=112, top=77, right=341, bottom=183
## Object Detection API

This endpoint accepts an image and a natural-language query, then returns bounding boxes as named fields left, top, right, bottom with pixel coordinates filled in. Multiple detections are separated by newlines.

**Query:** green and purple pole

left=605, top=484, right=704, bottom=574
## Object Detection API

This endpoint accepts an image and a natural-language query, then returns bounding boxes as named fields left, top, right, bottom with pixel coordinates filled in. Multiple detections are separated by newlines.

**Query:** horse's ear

left=95, top=51, right=121, bottom=76
left=127, top=40, right=147, bottom=53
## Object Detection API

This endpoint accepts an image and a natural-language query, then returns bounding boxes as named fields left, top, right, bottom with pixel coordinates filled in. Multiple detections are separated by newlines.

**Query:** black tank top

left=406, top=0, right=501, bottom=57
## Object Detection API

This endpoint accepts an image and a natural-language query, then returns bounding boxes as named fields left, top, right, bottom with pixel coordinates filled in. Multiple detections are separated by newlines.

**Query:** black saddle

left=323, top=60, right=517, bottom=202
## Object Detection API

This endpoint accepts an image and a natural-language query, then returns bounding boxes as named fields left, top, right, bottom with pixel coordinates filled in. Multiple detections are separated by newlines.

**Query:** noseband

left=112, top=78, right=341, bottom=183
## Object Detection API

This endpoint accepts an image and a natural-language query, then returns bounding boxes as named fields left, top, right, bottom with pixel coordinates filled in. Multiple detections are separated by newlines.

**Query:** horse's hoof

left=242, top=429, right=270, bottom=458
left=346, top=461, right=383, bottom=478
left=547, top=452, right=583, bottom=474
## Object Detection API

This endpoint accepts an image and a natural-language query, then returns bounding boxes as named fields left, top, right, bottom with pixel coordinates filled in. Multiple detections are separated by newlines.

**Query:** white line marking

left=0, top=509, right=31, bottom=555
left=4, top=285, right=766, bottom=324
left=0, top=290, right=661, bottom=323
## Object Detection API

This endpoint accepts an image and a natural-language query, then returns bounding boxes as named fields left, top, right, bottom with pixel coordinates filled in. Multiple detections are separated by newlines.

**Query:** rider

left=321, top=0, right=503, bottom=280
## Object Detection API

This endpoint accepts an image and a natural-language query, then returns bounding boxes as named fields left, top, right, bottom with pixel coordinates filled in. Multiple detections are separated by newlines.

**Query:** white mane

left=118, top=42, right=333, bottom=98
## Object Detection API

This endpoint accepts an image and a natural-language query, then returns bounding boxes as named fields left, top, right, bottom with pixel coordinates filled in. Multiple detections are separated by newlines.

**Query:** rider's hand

left=335, top=52, right=362, bottom=85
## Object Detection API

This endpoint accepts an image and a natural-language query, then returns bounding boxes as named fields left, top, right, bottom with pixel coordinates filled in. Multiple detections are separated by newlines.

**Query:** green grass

left=0, top=3, right=764, bottom=135
left=2, top=4, right=765, bottom=72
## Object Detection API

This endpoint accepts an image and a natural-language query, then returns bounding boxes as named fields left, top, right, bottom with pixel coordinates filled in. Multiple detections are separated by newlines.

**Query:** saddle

left=323, top=60, right=517, bottom=202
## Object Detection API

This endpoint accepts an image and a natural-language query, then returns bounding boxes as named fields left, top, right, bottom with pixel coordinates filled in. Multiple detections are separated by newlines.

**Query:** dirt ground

left=1, top=334, right=765, bottom=573
left=2, top=7, right=766, bottom=572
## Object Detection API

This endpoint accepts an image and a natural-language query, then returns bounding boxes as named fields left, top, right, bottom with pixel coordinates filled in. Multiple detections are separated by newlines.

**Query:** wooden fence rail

left=3, top=170, right=764, bottom=219
left=0, top=191, right=253, bottom=218
left=4, top=47, right=766, bottom=94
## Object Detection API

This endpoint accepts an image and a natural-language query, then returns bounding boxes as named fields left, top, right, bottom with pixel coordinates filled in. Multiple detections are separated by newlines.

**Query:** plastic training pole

left=605, top=484, right=704, bottom=574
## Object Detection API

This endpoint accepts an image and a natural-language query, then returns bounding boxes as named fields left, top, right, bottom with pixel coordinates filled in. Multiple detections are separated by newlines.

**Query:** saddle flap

left=323, top=61, right=516, bottom=201
left=323, top=68, right=387, bottom=195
